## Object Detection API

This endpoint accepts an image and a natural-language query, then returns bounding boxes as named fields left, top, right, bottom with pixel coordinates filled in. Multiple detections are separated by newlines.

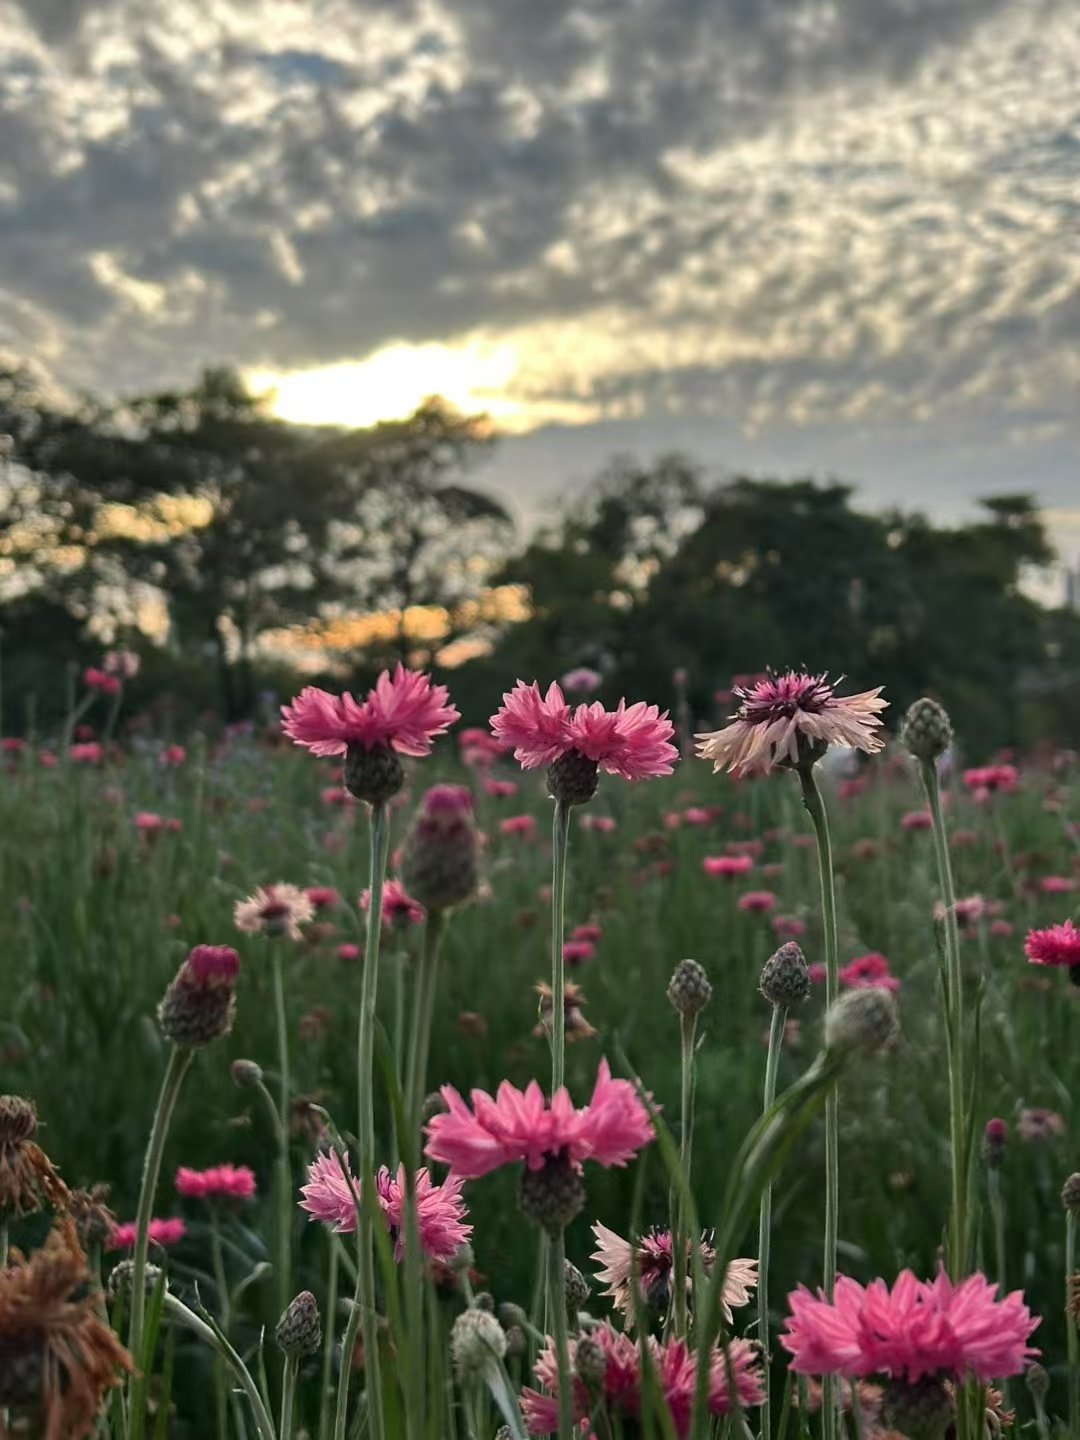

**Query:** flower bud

left=158, top=945, right=240, bottom=1048
left=518, top=1151, right=586, bottom=1236
left=1025, top=1362, right=1050, bottom=1404
left=900, top=698, right=953, bottom=764
left=981, top=1117, right=1008, bottom=1169
left=275, top=1291, right=322, bottom=1357
left=574, top=1335, right=607, bottom=1387
left=499, top=1302, right=528, bottom=1330
left=824, top=986, right=899, bottom=1058
left=400, top=784, right=482, bottom=913
left=760, top=942, right=811, bottom=1008
left=547, top=748, right=600, bottom=808
left=344, top=742, right=405, bottom=805
left=108, top=1258, right=164, bottom=1300
left=667, top=959, right=712, bottom=1017
left=450, top=1307, right=507, bottom=1380
left=473, top=1291, right=495, bottom=1313
left=1062, top=1173, right=1080, bottom=1215
left=564, top=1259, right=590, bottom=1321
left=230, top=1059, right=263, bottom=1089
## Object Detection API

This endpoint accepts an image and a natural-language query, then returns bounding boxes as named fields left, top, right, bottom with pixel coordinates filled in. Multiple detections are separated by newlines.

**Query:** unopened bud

left=824, top=986, right=899, bottom=1058
left=564, top=1260, right=590, bottom=1321
left=108, top=1259, right=164, bottom=1300
left=158, top=945, right=240, bottom=1048
left=760, top=942, right=811, bottom=1008
left=230, top=1059, right=263, bottom=1088
left=574, top=1334, right=607, bottom=1387
left=400, top=784, right=481, bottom=912
left=900, top=698, right=953, bottom=764
left=981, top=1117, right=1008, bottom=1169
left=667, top=958, right=712, bottom=1017
left=1062, top=1173, right=1080, bottom=1215
left=450, top=1308, right=507, bottom=1380
left=275, top=1291, right=322, bottom=1357
left=499, top=1302, right=528, bottom=1330
left=1025, top=1362, right=1050, bottom=1404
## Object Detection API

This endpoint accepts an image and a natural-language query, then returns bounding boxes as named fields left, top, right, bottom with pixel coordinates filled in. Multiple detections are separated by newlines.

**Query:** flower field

left=1, top=665, right=1078, bottom=1439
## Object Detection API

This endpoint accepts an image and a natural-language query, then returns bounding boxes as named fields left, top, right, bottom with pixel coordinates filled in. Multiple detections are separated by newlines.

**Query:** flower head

left=490, top=680, right=677, bottom=780
left=590, top=1221, right=756, bottom=1324
left=696, top=670, right=887, bottom=778
left=962, top=764, right=1018, bottom=794
left=424, top=1060, right=653, bottom=1179
left=157, top=944, right=240, bottom=1048
left=703, top=854, right=753, bottom=878
left=83, top=667, right=121, bottom=696
left=281, top=665, right=458, bottom=758
left=298, top=1153, right=470, bottom=1261
left=360, top=878, right=425, bottom=929
left=1024, top=919, right=1080, bottom=968
left=560, top=667, right=603, bottom=695
left=0, top=1094, right=69, bottom=1218
left=109, top=1217, right=186, bottom=1250
left=175, top=1165, right=256, bottom=1201
left=234, top=883, right=314, bottom=940
left=781, top=1270, right=1039, bottom=1382
left=839, top=953, right=900, bottom=992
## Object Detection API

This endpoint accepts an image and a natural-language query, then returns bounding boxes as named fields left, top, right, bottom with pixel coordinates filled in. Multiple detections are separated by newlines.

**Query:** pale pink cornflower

left=901, top=810, right=932, bottom=831
left=103, top=648, right=140, bottom=678
left=681, top=806, right=712, bottom=825
left=696, top=670, right=886, bottom=778
left=500, top=814, right=537, bottom=837
left=1017, top=1108, right=1064, bottom=1142
left=1025, top=918, right=1080, bottom=968
left=560, top=666, right=603, bottom=695
left=781, top=1270, right=1039, bottom=1382
left=591, top=1221, right=756, bottom=1324
left=521, top=1323, right=763, bottom=1436
left=298, top=1152, right=470, bottom=1261
left=580, top=814, right=617, bottom=833
left=360, top=878, right=425, bottom=929
left=424, top=1059, right=653, bottom=1178
left=233, top=883, right=314, bottom=940
left=83, top=667, right=121, bottom=696
left=281, top=664, right=458, bottom=758
left=1039, top=875, right=1075, bottom=894
left=703, top=855, right=753, bottom=878
left=990, top=919, right=1014, bottom=938
left=490, top=680, right=677, bottom=779
left=134, top=812, right=165, bottom=834
left=175, top=1165, right=256, bottom=1200
left=738, top=890, right=777, bottom=914
left=110, top=1217, right=186, bottom=1250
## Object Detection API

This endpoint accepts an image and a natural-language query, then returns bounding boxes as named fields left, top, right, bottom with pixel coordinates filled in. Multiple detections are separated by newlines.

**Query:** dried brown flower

left=0, top=1095, right=69, bottom=1219
left=533, top=981, right=596, bottom=1042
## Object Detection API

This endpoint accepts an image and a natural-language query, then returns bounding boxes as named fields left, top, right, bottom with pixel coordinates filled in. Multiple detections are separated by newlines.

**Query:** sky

left=1, top=0, right=1078, bottom=584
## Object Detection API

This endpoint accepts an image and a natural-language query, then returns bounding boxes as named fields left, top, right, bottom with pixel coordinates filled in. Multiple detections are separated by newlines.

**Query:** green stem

left=550, top=800, right=571, bottom=1092
left=335, top=1271, right=363, bottom=1440
left=987, top=1168, right=1006, bottom=1294
left=337, top=802, right=391, bottom=1440
left=550, top=1231, right=574, bottom=1440
left=1068, top=1213, right=1078, bottom=1440
left=128, top=1045, right=193, bottom=1425
left=406, top=909, right=447, bottom=1138
left=209, top=1214, right=231, bottom=1440
left=757, top=1004, right=788, bottom=1440
left=0, top=1218, right=7, bottom=1268
left=318, top=1235, right=339, bottom=1440
left=673, top=1010, right=698, bottom=1338
left=162, top=1292, right=278, bottom=1440
left=272, top=947, right=293, bottom=1319
left=797, top=765, right=839, bottom=1440
left=280, top=1353, right=299, bottom=1440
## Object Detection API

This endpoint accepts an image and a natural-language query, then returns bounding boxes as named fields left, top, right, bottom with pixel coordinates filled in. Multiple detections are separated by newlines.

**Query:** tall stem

left=128, top=1045, right=193, bottom=1410
left=797, top=765, right=839, bottom=1440
left=280, top=1354, right=299, bottom=1440
left=209, top=1214, right=231, bottom=1440
left=1067, top=1212, right=1078, bottom=1440
left=406, top=909, right=447, bottom=1137
left=673, top=1010, right=698, bottom=1338
left=319, top=1236, right=339, bottom=1440
left=550, top=801, right=571, bottom=1092
left=757, top=1004, right=788, bottom=1440
left=162, top=1292, right=278, bottom=1440
left=272, top=947, right=293, bottom=1318
left=550, top=1230, right=574, bottom=1440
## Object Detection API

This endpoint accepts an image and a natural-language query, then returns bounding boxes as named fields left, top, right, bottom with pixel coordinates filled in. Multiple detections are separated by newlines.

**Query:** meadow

left=0, top=668, right=1078, bottom=1439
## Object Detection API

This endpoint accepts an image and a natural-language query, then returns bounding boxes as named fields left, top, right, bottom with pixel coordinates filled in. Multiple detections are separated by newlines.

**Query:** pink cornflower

left=521, top=1323, right=763, bottom=1436
left=703, top=855, right=753, bottom=878
left=1, top=737, right=25, bottom=754
left=901, top=810, right=932, bottom=831
left=233, top=883, right=314, bottom=940
left=696, top=670, right=886, bottom=778
left=175, top=1164, right=256, bottom=1200
left=839, top=953, right=899, bottom=992
left=424, top=1059, right=653, bottom=1179
left=83, top=667, right=121, bottom=695
left=807, top=963, right=826, bottom=984
left=134, top=812, right=164, bottom=834
left=360, top=878, right=425, bottom=929
left=110, top=1217, right=186, bottom=1250
left=781, top=1270, right=1039, bottom=1382
left=1025, top=919, right=1080, bottom=967
left=738, top=890, right=777, bottom=914
left=560, top=666, right=603, bottom=694
left=990, top=919, right=1014, bottom=938
left=562, top=940, right=595, bottom=966
left=1040, top=875, right=1075, bottom=894
left=1017, top=1108, right=1064, bottom=1142
left=68, top=742, right=103, bottom=764
left=963, top=764, right=1018, bottom=794
left=681, top=806, right=712, bottom=825
left=591, top=1221, right=756, bottom=1324
left=159, top=744, right=187, bottom=766
left=483, top=778, right=518, bottom=797
left=490, top=680, right=677, bottom=779
left=304, top=886, right=340, bottom=911
left=298, top=1153, right=470, bottom=1261
left=500, top=814, right=537, bottom=837
left=337, top=942, right=361, bottom=961
left=773, top=915, right=807, bottom=939
left=281, top=664, right=458, bottom=758
left=580, top=814, right=617, bottom=832
left=571, top=923, right=602, bottom=943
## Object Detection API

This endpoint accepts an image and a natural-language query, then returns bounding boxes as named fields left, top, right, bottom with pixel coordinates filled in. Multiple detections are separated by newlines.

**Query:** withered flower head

left=0, top=1219, right=133, bottom=1439
left=533, top=981, right=597, bottom=1043
left=0, top=1095, right=69, bottom=1220
left=68, top=1185, right=117, bottom=1253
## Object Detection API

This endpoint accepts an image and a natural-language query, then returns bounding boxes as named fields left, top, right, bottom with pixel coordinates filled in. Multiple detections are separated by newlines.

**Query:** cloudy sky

left=2, top=0, right=1078, bottom=575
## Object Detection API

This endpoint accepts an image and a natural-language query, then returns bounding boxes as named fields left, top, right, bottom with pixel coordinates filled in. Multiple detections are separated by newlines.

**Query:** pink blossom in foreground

left=491, top=680, right=677, bottom=778
left=298, top=1153, right=470, bottom=1261
left=281, top=664, right=459, bottom=758
left=360, top=878, right=425, bottom=929
left=590, top=1221, right=756, bottom=1324
left=175, top=1164, right=256, bottom=1200
left=234, top=883, right=314, bottom=940
left=702, top=854, right=753, bottom=878
left=738, top=890, right=777, bottom=914
left=781, top=1270, right=1039, bottom=1382
left=696, top=670, right=886, bottom=778
left=110, top=1217, right=187, bottom=1250
left=521, top=1323, right=763, bottom=1435
left=424, top=1059, right=653, bottom=1178
left=1025, top=919, right=1080, bottom=968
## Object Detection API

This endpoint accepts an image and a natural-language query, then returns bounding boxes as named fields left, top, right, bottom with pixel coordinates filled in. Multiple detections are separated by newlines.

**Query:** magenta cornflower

left=483, top=778, right=518, bottom=797
left=110, top=1217, right=186, bottom=1250
left=901, top=809, right=933, bottom=831
left=424, top=1059, right=653, bottom=1178
left=281, top=664, right=458, bottom=758
left=838, top=953, right=899, bottom=992
left=360, top=878, right=425, bottom=929
left=1024, top=918, right=1080, bottom=968
left=298, top=1153, right=470, bottom=1261
left=562, top=939, right=594, bottom=965
left=590, top=1221, right=757, bottom=1324
left=962, top=764, right=1018, bottom=794
left=490, top=680, right=677, bottom=780
left=68, top=742, right=103, bottom=764
left=83, top=667, right=121, bottom=695
left=571, top=923, right=602, bottom=944
left=175, top=1164, right=256, bottom=1200
left=304, top=885, right=340, bottom=911
left=233, top=883, right=314, bottom=940
left=703, top=854, right=753, bottom=878
left=159, top=744, right=186, bottom=766
left=521, top=1323, right=764, bottom=1435
left=738, top=890, right=777, bottom=914
left=696, top=670, right=886, bottom=778
left=781, top=1270, right=1039, bottom=1382
left=500, top=814, right=537, bottom=837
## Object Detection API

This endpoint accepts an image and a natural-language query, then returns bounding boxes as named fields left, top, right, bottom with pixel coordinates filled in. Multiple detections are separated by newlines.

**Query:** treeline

left=2, top=365, right=1078, bottom=750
